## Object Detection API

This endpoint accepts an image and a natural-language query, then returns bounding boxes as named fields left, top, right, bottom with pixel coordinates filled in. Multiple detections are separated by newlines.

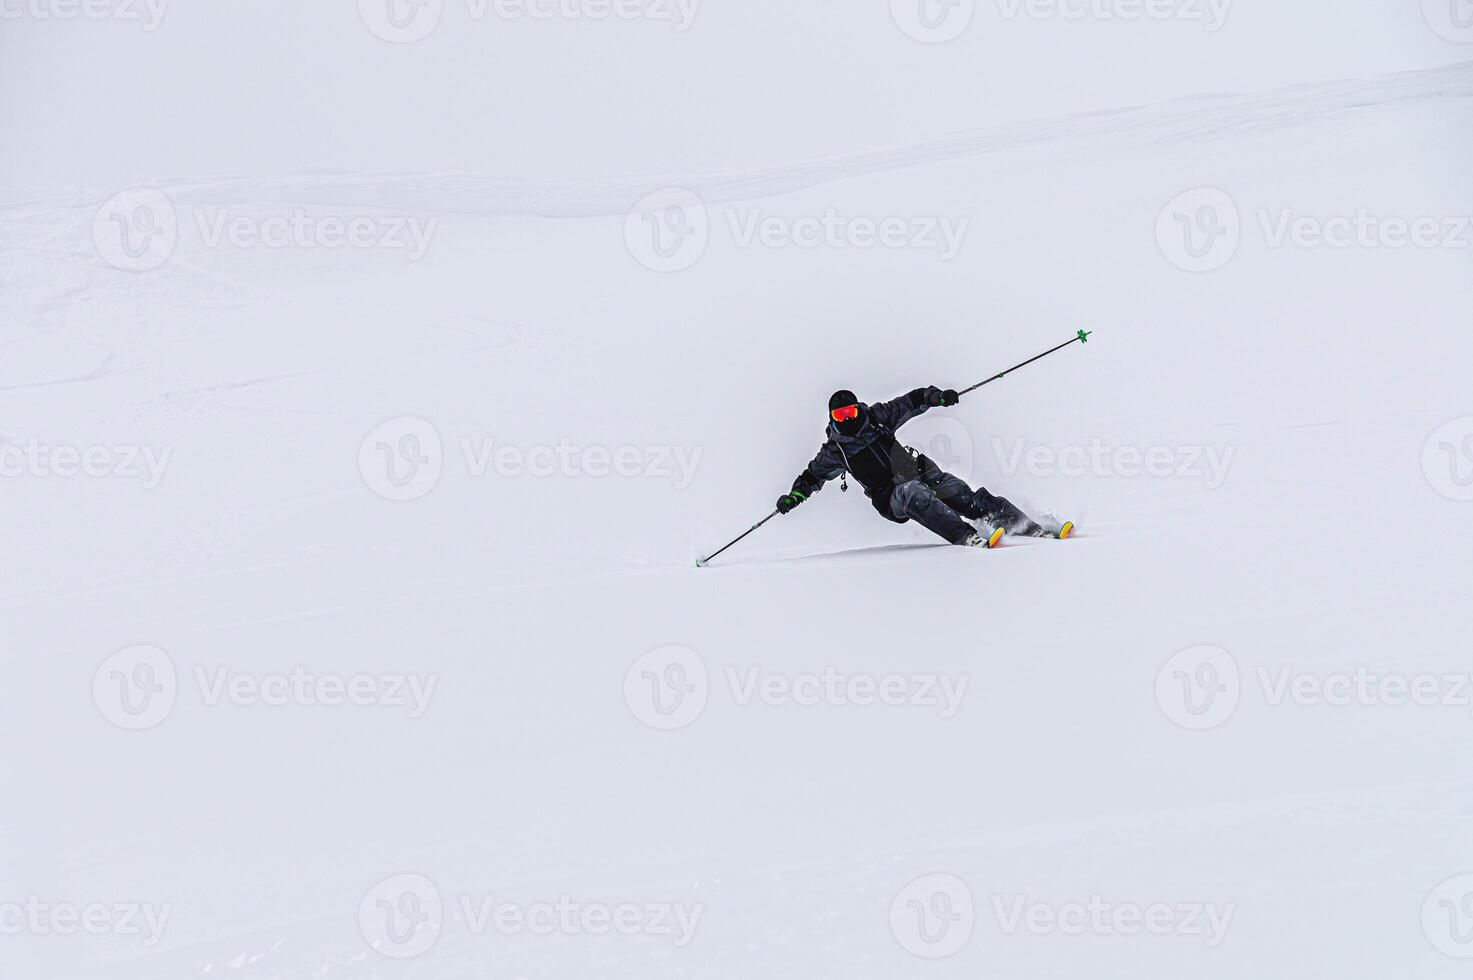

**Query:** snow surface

left=5, top=6, right=1473, bottom=979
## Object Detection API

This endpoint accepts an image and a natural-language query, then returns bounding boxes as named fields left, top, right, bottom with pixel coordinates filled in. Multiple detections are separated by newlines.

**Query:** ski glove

left=926, top=388, right=961, bottom=407
left=776, top=491, right=806, bottom=514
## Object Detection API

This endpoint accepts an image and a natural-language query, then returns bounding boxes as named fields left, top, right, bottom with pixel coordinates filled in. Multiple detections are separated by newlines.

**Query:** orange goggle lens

left=830, top=404, right=860, bottom=423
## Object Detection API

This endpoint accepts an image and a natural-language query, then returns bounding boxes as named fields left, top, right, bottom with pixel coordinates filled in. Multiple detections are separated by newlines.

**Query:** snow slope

left=5, top=45, right=1473, bottom=980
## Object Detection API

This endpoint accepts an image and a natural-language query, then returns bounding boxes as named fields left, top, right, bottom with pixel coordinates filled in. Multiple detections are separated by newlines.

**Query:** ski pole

left=958, top=329, right=1093, bottom=397
left=695, top=509, right=779, bottom=567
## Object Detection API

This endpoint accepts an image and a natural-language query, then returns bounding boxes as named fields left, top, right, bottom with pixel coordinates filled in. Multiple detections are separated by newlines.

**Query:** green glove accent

left=776, top=492, right=805, bottom=514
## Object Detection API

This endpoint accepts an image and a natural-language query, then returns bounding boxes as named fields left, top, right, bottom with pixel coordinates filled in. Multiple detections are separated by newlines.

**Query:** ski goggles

left=830, top=404, right=860, bottom=423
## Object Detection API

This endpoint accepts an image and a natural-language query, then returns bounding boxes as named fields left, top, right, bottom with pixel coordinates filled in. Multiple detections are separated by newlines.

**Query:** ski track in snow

left=0, top=62, right=1468, bottom=228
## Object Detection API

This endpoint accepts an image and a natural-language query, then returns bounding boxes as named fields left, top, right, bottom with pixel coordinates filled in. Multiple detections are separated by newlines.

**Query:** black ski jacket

left=790, top=387, right=945, bottom=521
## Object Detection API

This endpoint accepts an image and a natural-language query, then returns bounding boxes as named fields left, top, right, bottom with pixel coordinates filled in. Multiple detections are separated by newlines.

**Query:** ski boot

left=1015, top=519, right=1074, bottom=539
left=963, top=526, right=1006, bottom=549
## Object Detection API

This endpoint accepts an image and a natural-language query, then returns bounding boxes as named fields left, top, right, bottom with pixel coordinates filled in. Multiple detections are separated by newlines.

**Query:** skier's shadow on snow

left=775, top=542, right=951, bottom=564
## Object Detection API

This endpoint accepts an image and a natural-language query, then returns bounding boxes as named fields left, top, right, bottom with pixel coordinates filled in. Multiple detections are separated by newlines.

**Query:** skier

left=775, top=387, right=1070, bottom=547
